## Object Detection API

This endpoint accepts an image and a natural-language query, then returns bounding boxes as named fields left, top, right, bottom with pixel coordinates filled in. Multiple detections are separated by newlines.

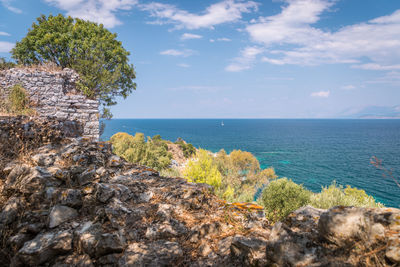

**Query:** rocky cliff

left=0, top=116, right=399, bottom=266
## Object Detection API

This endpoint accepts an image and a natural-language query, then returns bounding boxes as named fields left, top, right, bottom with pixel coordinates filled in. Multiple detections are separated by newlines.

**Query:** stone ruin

left=0, top=67, right=99, bottom=139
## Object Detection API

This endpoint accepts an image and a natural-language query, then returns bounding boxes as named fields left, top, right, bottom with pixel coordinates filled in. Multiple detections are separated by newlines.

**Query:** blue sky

left=1, top=0, right=400, bottom=118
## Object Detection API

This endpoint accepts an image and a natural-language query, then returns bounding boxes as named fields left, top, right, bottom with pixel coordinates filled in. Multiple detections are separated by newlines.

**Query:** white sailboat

left=221, top=121, right=224, bottom=126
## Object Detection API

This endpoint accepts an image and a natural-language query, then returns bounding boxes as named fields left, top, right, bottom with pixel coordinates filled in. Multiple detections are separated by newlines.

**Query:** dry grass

left=0, top=62, right=63, bottom=73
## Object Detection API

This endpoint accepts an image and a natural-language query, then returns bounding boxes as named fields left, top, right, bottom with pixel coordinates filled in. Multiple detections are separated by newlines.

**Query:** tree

left=11, top=14, right=136, bottom=118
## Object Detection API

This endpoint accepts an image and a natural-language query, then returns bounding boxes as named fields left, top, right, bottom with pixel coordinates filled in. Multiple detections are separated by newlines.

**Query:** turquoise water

left=102, top=119, right=400, bottom=208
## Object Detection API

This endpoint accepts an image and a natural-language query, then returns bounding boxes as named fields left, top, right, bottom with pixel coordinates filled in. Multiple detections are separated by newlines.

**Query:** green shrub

left=310, top=182, right=383, bottom=209
left=183, top=149, right=222, bottom=189
left=261, top=178, right=311, bottom=222
left=110, top=132, right=172, bottom=170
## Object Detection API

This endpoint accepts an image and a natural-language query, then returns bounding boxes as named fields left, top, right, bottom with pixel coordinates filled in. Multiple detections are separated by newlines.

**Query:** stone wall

left=0, top=67, right=99, bottom=138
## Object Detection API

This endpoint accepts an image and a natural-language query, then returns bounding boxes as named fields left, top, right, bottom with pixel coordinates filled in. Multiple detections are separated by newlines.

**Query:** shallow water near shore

left=102, top=119, right=400, bottom=208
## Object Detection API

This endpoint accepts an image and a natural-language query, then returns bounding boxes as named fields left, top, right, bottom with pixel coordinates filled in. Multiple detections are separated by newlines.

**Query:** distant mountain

left=337, top=105, right=400, bottom=119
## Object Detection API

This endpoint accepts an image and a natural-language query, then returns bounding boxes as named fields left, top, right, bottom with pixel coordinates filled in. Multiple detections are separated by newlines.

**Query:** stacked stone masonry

left=0, top=67, right=99, bottom=138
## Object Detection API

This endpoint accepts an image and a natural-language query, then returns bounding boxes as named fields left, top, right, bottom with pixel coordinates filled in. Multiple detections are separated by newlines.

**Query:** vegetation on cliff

left=110, top=131, right=383, bottom=222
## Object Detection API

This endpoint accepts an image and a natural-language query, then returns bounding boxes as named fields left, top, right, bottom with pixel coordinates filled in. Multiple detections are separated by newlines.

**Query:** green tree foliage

left=212, top=149, right=275, bottom=202
left=183, top=149, right=222, bottom=189
left=11, top=14, right=136, bottom=117
left=261, top=178, right=311, bottom=222
left=310, top=182, right=383, bottom=209
left=110, top=132, right=172, bottom=170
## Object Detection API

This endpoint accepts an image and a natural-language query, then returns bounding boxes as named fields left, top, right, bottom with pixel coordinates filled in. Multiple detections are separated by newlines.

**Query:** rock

left=318, top=206, right=369, bottom=246
left=137, top=190, right=154, bottom=203
left=31, top=153, right=55, bottom=167
left=8, top=233, right=33, bottom=251
left=118, top=241, right=183, bottom=266
left=54, top=254, right=94, bottom=267
left=49, top=205, right=78, bottom=228
left=104, top=198, right=145, bottom=228
left=145, top=219, right=187, bottom=240
left=57, top=189, right=82, bottom=208
left=96, top=183, right=132, bottom=203
left=75, top=222, right=124, bottom=258
left=230, top=236, right=267, bottom=266
left=94, top=232, right=125, bottom=257
left=0, top=197, right=23, bottom=225
left=5, top=166, right=59, bottom=194
left=15, top=230, right=72, bottom=265
left=108, top=155, right=122, bottom=167
left=386, top=245, right=400, bottom=264
left=285, top=205, right=324, bottom=232
left=78, top=168, right=96, bottom=185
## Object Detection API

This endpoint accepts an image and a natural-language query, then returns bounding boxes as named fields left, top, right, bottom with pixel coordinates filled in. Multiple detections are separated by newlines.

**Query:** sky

left=1, top=0, right=400, bottom=118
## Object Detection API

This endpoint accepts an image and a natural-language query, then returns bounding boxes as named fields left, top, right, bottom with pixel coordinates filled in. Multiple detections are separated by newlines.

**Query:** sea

left=101, top=119, right=400, bottom=208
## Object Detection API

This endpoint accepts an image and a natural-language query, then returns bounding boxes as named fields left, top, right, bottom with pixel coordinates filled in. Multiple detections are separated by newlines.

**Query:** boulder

left=230, top=236, right=267, bottom=266
left=14, top=230, right=72, bottom=266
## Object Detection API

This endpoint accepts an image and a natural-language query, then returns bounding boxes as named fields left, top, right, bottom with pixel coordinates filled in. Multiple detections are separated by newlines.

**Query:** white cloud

left=0, top=31, right=10, bottom=36
left=140, top=0, right=258, bottom=30
left=181, top=33, right=202, bottom=40
left=0, top=41, right=14, bottom=52
left=342, top=85, right=356, bottom=90
left=177, top=63, right=190, bottom=68
left=210, top=37, right=232, bottom=42
left=160, top=49, right=195, bottom=57
left=311, top=90, right=330, bottom=98
left=1, top=0, right=22, bottom=13
left=352, top=63, right=400, bottom=71
left=243, top=0, right=400, bottom=69
left=225, top=46, right=263, bottom=72
left=44, top=0, right=138, bottom=28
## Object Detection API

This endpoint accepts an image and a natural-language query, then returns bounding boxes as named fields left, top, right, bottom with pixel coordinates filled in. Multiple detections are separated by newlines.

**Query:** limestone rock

left=15, top=230, right=72, bottom=266
left=49, top=205, right=78, bottom=228
left=230, top=236, right=267, bottom=266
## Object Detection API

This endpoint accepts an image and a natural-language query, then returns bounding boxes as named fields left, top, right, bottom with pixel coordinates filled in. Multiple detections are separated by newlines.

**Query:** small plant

left=261, top=178, right=311, bottom=222
left=2, top=84, right=34, bottom=115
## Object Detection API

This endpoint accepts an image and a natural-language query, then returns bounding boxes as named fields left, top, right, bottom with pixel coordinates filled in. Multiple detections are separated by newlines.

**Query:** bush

left=310, top=182, right=383, bottom=209
left=261, top=178, right=311, bottom=222
left=110, top=132, right=172, bottom=170
left=183, top=149, right=222, bottom=189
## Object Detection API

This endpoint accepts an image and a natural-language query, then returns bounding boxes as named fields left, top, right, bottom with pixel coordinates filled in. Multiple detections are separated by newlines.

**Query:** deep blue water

left=102, top=119, right=400, bottom=208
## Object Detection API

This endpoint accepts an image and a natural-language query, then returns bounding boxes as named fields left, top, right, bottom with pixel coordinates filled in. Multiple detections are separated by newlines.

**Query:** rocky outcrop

left=266, top=205, right=400, bottom=266
left=0, top=117, right=399, bottom=266
left=0, top=67, right=99, bottom=138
